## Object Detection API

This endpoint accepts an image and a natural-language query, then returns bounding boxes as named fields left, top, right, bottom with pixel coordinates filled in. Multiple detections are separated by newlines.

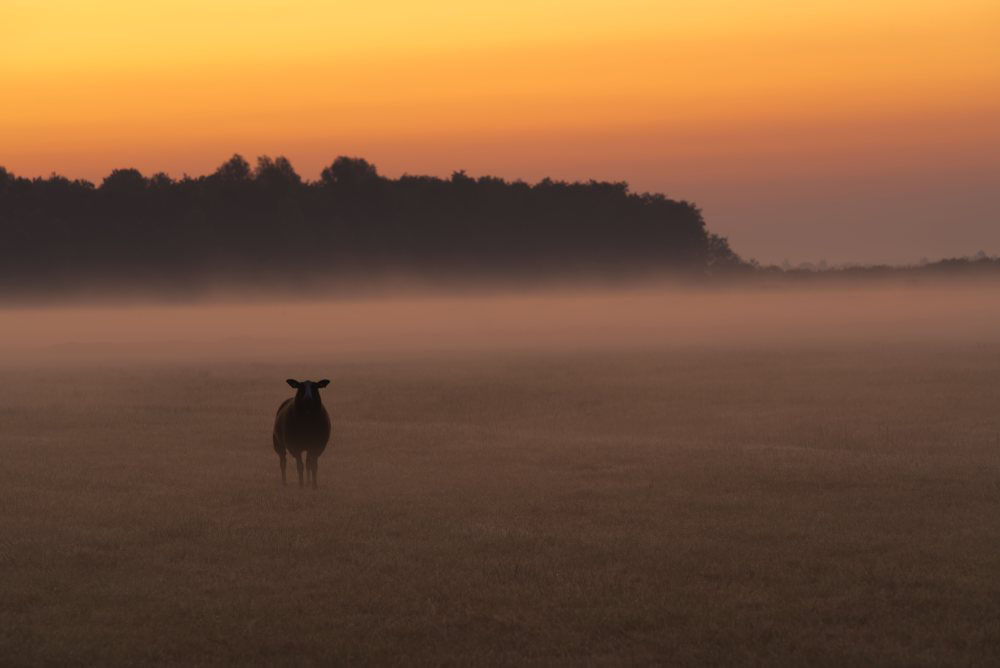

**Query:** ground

left=1, top=343, right=999, bottom=665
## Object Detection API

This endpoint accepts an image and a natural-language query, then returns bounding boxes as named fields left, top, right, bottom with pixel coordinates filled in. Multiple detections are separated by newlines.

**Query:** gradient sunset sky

left=3, top=0, right=998, bottom=264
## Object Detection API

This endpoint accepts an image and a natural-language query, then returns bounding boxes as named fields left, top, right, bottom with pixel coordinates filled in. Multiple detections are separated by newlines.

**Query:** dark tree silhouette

left=100, top=168, right=146, bottom=194
left=254, top=156, right=301, bottom=190
left=0, top=155, right=749, bottom=299
left=213, top=154, right=253, bottom=183
left=320, top=157, right=378, bottom=187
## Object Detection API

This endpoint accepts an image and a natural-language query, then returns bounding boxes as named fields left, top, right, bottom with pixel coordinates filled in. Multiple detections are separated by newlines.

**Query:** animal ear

left=286, top=379, right=300, bottom=388
left=316, top=379, right=330, bottom=388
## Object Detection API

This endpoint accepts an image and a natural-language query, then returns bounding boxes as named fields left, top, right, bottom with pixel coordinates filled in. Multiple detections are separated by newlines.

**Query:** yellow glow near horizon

left=2, top=1, right=999, bottom=262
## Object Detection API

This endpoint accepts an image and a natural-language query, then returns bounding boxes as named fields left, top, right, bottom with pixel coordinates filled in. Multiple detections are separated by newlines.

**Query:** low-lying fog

left=3, top=283, right=999, bottom=366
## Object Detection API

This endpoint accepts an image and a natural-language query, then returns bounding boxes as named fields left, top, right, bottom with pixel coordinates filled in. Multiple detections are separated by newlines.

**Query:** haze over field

left=3, top=286, right=1000, bottom=664
left=3, top=285, right=1000, bottom=364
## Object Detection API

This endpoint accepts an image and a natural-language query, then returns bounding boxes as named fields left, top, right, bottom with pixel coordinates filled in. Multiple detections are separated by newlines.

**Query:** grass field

left=1, top=289, right=999, bottom=664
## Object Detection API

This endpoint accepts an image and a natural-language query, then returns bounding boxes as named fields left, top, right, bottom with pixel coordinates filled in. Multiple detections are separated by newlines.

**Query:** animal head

left=286, top=379, right=330, bottom=406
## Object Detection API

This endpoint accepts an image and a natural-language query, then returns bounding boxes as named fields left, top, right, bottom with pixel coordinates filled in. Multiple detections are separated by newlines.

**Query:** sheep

left=273, top=379, right=331, bottom=488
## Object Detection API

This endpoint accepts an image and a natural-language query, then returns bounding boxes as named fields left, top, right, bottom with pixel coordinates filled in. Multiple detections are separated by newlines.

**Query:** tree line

left=0, top=155, right=744, bottom=298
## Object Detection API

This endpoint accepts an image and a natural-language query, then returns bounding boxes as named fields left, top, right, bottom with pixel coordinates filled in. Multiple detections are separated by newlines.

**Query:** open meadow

left=1, top=286, right=999, bottom=665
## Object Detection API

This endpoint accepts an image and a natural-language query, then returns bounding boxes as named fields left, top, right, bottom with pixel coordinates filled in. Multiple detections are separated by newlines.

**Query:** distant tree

left=213, top=154, right=252, bottom=182
left=100, top=168, right=146, bottom=193
left=149, top=172, right=174, bottom=189
left=254, top=155, right=301, bottom=189
left=320, top=157, right=378, bottom=187
left=0, top=155, right=764, bottom=298
left=705, top=233, right=744, bottom=273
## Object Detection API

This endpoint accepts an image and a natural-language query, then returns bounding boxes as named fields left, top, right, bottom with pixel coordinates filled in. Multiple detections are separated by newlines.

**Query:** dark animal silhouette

left=273, top=379, right=331, bottom=488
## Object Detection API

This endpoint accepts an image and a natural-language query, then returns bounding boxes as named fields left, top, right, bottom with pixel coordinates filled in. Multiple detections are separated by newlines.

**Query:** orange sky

left=3, top=0, right=998, bottom=263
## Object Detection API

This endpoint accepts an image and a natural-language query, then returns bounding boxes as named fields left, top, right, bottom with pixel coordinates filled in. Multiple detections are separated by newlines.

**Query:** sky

left=3, top=0, right=998, bottom=264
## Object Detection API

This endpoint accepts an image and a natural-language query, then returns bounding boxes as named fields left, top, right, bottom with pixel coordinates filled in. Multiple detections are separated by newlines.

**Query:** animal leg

left=307, top=453, right=319, bottom=489
left=279, top=452, right=287, bottom=485
left=295, top=455, right=304, bottom=488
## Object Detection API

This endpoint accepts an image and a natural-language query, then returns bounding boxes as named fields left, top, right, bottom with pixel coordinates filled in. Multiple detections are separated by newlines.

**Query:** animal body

left=273, top=379, right=331, bottom=488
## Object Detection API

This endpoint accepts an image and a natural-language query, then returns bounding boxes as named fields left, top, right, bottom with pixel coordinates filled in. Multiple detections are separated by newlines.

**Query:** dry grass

left=1, top=344, right=999, bottom=665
